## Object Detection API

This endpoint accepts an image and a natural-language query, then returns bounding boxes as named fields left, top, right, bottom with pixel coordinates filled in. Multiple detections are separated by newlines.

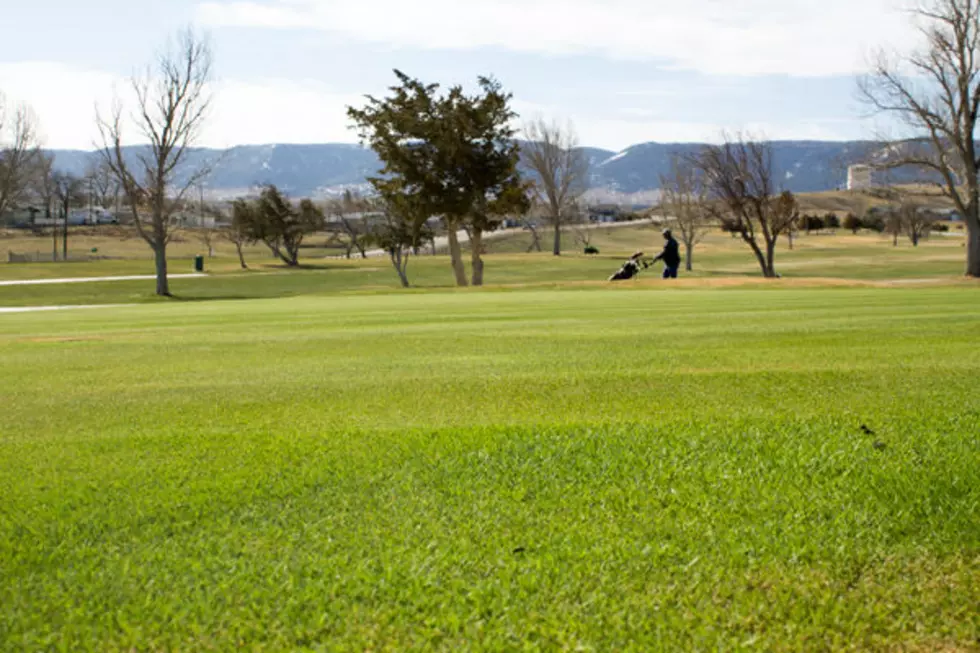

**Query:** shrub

left=802, top=215, right=826, bottom=232
left=584, top=246, right=600, bottom=255
left=864, top=214, right=886, bottom=233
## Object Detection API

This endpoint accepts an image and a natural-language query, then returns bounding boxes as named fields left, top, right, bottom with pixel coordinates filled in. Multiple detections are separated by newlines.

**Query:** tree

left=884, top=207, right=904, bottom=246
left=520, top=210, right=545, bottom=252
left=225, top=207, right=253, bottom=270
left=843, top=213, right=862, bottom=234
left=901, top=201, right=937, bottom=246
left=349, top=70, right=529, bottom=287
left=0, top=94, right=42, bottom=218
left=199, top=227, right=217, bottom=258
left=368, top=196, right=432, bottom=288
left=692, top=137, right=797, bottom=278
left=32, top=153, right=56, bottom=229
left=801, top=214, right=826, bottom=234
left=329, top=190, right=371, bottom=259
left=97, top=29, right=213, bottom=296
left=86, top=159, right=120, bottom=213
left=858, top=0, right=980, bottom=276
left=233, top=185, right=324, bottom=267
left=522, top=118, right=590, bottom=256
left=52, top=172, right=85, bottom=261
left=659, top=155, right=712, bottom=271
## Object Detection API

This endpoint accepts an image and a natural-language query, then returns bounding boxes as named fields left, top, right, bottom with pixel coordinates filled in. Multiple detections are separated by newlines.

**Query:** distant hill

left=48, top=140, right=883, bottom=201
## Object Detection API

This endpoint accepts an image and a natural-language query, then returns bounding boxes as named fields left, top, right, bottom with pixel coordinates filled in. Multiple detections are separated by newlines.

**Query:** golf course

left=1, top=227, right=979, bottom=651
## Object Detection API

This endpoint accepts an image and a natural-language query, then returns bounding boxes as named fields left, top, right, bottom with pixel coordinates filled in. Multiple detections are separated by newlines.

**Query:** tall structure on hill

left=847, top=165, right=873, bottom=191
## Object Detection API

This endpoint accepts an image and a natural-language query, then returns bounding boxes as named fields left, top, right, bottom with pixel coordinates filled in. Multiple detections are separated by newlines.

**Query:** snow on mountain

left=47, top=140, right=888, bottom=199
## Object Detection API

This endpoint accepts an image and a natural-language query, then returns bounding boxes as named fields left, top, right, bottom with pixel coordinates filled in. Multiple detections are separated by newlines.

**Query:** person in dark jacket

left=651, top=228, right=681, bottom=279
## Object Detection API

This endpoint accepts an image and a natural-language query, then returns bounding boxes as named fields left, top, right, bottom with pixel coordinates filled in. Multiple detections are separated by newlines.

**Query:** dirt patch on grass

left=475, top=276, right=980, bottom=292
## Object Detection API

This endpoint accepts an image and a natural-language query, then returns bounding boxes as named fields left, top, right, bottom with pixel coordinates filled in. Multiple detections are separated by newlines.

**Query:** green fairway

left=0, top=227, right=973, bottom=310
left=2, top=288, right=979, bottom=650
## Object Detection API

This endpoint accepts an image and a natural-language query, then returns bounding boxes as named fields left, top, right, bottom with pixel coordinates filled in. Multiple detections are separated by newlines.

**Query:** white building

left=847, top=165, right=874, bottom=191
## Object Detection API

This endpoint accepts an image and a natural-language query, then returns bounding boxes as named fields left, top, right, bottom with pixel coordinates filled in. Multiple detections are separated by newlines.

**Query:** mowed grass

left=1, top=287, right=979, bottom=651
left=0, top=227, right=975, bottom=308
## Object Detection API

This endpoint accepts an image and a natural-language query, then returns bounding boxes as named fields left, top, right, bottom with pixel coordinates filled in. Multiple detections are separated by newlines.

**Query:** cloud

left=512, top=98, right=865, bottom=149
left=0, top=63, right=118, bottom=149
left=0, top=62, right=364, bottom=149
left=196, top=0, right=914, bottom=77
left=0, top=59, right=873, bottom=151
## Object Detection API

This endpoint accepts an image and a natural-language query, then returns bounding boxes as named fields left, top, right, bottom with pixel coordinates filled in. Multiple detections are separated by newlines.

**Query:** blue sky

left=0, top=0, right=915, bottom=151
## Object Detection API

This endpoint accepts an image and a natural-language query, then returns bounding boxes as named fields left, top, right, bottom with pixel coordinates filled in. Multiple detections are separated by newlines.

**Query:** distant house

left=68, top=207, right=117, bottom=226
left=589, top=205, right=621, bottom=223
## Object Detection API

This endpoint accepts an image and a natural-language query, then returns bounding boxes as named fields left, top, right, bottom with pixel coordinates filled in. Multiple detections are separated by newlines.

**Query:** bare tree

left=572, top=223, right=595, bottom=250
left=884, top=207, right=904, bottom=246
left=199, top=227, right=217, bottom=258
left=901, top=200, right=937, bottom=246
left=225, top=208, right=253, bottom=270
left=521, top=211, right=544, bottom=252
left=329, top=190, right=372, bottom=258
left=32, top=153, right=56, bottom=229
left=660, top=155, right=712, bottom=271
left=522, top=119, right=590, bottom=256
left=692, top=136, right=796, bottom=278
left=0, top=94, right=42, bottom=218
left=86, top=159, right=119, bottom=211
left=97, top=29, right=213, bottom=296
left=858, top=0, right=980, bottom=276
left=52, top=172, right=85, bottom=261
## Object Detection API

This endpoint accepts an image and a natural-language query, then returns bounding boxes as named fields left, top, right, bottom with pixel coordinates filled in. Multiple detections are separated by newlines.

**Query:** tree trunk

left=765, top=239, right=777, bottom=278
left=52, top=222, right=58, bottom=262
left=966, top=219, right=980, bottom=277
left=153, top=242, right=170, bottom=296
left=526, top=225, right=541, bottom=253
left=390, top=251, right=410, bottom=288
left=235, top=241, right=248, bottom=269
left=684, top=243, right=693, bottom=272
left=62, top=212, right=68, bottom=261
left=788, top=230, right=794, bottom=251
left=471, top=226, right=485, bottom=287
left=553, top=220, right=561, bottom=256
left=742, top=233, right=772, bottom=278
left=446, top=222, right=468, bottom=287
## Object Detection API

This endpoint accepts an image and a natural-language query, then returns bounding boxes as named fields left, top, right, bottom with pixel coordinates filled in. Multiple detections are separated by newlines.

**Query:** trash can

left=194, top=255, right=204, bottom=273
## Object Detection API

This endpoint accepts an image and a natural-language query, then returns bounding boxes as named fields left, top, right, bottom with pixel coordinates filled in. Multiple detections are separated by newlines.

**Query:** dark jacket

left=654, top=237, right=681, bottom=268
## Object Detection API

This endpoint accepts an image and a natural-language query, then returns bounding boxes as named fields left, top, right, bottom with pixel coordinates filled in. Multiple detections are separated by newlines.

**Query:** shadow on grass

left=260, top=263, right=351, bottom=272
left=167, top=292, right=305, bottom=303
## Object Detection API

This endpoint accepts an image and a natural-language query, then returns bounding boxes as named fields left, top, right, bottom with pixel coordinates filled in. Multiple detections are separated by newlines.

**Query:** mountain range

left=48, top=140, right=881, bottom=204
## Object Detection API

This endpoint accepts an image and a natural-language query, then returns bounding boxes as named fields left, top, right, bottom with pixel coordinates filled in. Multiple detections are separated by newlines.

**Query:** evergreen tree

left=349, top=70, right=529, bottom=287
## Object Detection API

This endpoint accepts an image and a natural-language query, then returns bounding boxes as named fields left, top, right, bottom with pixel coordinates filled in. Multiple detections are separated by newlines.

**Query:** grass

left=1, top=287, right=979, bottom=650
left=0, top=227, right=974, bottom=308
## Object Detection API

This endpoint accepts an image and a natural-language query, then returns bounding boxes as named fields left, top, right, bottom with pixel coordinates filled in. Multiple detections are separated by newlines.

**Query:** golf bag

left=609, top=253, right=650, bottom=281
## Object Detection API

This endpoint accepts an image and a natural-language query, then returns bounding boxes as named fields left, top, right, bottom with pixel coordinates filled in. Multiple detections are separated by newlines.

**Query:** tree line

left=5, top=0, right=980, bottom=293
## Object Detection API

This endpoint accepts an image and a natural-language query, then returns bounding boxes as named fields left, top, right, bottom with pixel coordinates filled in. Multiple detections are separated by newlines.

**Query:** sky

left=0, top=0, right=918, bottom=152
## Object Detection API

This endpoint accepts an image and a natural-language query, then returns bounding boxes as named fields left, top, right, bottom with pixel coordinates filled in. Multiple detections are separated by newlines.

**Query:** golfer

left=651, top=228, right=681, bottom=279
